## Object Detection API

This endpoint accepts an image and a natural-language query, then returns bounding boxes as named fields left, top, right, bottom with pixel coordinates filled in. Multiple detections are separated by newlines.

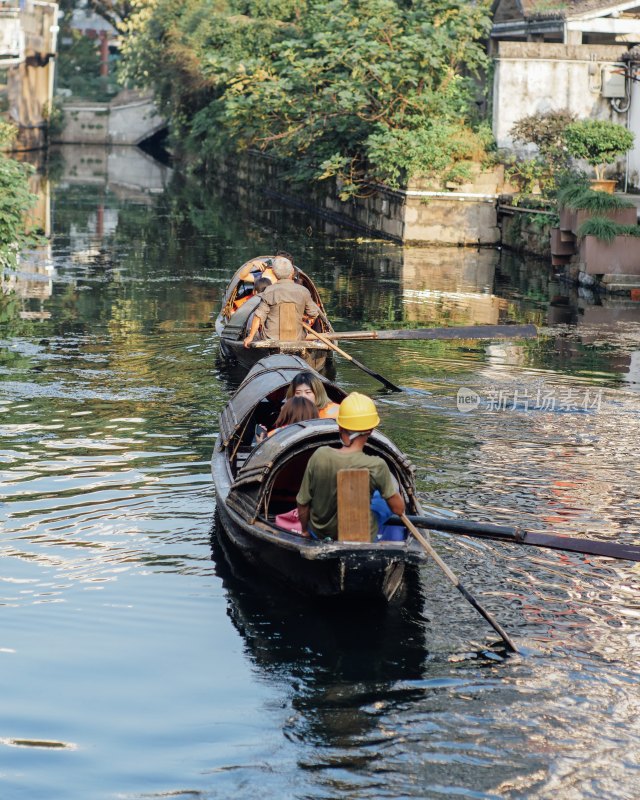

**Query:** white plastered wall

left=628, top=73, right=640, bottom=187
left=493, top=44, right=638, bottom=188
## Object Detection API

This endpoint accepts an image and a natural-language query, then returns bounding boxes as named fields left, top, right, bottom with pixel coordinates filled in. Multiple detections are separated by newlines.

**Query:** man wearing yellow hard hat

left=296, top=392, right=405, bottom=540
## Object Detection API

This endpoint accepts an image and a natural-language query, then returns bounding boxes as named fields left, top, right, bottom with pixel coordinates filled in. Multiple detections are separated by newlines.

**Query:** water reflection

left=2, top=170, right=54, bottom=322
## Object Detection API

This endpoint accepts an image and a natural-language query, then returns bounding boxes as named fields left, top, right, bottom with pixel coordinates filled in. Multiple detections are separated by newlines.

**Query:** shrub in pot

left=565, top=119, right=635, bottom=187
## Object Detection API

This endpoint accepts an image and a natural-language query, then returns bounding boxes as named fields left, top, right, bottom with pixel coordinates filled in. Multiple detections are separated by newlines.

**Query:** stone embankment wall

left=209, top=150, right=502, bottom=246
left=499, top=207, right=553, bottom=258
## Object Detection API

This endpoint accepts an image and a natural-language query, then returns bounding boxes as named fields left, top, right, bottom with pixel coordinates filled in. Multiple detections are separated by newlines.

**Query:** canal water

left=1, top=148, right=640, bottom=799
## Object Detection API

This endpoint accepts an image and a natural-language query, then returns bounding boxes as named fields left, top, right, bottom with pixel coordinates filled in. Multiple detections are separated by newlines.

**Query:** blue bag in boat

left=371, top=490, right=406, bottom=542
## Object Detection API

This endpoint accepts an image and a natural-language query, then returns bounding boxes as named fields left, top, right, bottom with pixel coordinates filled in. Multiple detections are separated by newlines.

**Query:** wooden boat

left=215, top=256, right=334, bottom=372
left=211, top=354, right=426, bottom=603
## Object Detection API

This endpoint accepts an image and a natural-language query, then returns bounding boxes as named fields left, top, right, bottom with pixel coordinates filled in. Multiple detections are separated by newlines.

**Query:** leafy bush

left=565, top=119, right=635, bottom=180
left=511, top=109, right=575, bottom=161
left=0, top=155, right=38, bottom=273
left=503, top=155, right=549, bottom=196
left=364, top=121, right=491, bottom=192
left=507, top=110, right=577, bottom=195
left=0, top=120, right=40, bottom=275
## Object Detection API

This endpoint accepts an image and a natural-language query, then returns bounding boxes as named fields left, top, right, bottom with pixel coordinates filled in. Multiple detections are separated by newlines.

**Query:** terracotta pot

left=559, top=204, right=637, bottom=235
left=559, top=206, right=576, bottom=232
left=574, top=206, right=638, bottom=235
left=580, top=235, right=640, bottom=275
left=551, top=228, right=576, bottom=256
left=589, top=179, right=617, bottom=194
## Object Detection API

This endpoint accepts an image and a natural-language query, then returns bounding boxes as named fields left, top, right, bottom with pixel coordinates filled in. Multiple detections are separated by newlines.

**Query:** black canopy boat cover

left=214, top=257, right=334, bottom=372
left=212, top=355, right=425, bottom=602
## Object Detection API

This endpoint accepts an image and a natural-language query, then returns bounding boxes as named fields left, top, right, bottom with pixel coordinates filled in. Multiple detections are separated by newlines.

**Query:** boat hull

left=215, top=498, right=418, bottom=603
left=219, top=335, right=330, bottom=373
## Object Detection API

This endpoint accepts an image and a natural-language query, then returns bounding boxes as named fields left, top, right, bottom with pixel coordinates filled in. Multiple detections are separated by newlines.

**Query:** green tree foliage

left=565, top=119, right=635, bottom=180
left=120, top=0, right=493, bottom=194
left=0, top=123, right=38, bottom=275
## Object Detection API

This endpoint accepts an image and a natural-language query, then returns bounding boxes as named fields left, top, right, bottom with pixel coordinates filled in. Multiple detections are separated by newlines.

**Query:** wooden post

left=337, top=469, right=370, bottom=542
left=99, top=31, right=109, bottom=78
left=279, top=302, right=298, bottom=341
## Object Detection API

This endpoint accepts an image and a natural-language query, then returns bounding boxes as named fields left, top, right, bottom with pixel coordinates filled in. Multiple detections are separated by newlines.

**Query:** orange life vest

left=318, top=402, right=340, bottom=419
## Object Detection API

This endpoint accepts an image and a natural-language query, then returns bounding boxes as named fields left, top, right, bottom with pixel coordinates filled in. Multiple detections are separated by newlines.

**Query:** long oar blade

left=400, top=514, right=518, bottom=653
left=302, top=322, right=403, bottom=392
left=326, top=324, right=538, bottom=342
left=390, top=514, right=640, bottom=562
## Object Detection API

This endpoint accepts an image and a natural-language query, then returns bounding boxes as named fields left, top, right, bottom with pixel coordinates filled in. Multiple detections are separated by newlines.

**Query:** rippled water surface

left=1, top=152, right=640, bottom=799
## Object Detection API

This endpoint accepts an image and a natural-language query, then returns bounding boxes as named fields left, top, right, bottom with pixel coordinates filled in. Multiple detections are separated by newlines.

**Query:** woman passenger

left=254, top=397, right=318, bottom=443
left=268, top=396, right=319, bottom=437
left=285, top=371, right=340, bottom=419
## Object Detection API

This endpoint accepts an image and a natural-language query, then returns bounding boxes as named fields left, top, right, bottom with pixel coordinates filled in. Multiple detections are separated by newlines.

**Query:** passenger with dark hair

left=285, top=371, right=340, bottom=419
left=255, top=396, right=319, bottom=443
left=232, top=275, right=271, bottom=313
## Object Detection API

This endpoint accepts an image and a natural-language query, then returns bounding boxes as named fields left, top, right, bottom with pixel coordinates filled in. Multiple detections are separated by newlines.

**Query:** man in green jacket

left=296, top=393, right=405, bottom=540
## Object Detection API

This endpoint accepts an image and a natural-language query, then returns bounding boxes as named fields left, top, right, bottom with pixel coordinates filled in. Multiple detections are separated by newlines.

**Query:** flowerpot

left=579, top=235, right=640, bottom=275
left=569, top=207, right=638, bottom=237
left=589, top=179, right=617, bottom=194
left=551, top=228, right=576, bottom=256
left=559, top=206, right=576, bottom=232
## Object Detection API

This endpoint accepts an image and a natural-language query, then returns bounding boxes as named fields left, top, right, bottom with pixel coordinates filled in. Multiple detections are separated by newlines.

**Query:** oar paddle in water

left=400, top=514, right=519, bottom=653
left=326, top=324, right=538, bottom=342
left=302, top=321, right=403, bottom=392
left=388, top=513, right=640, bottom=562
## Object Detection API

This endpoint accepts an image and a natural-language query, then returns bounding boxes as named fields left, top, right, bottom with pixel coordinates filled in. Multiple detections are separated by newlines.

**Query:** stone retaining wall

left=208, top=150, right=501, bottom=246
left=499, top=208, right=553, bottom=257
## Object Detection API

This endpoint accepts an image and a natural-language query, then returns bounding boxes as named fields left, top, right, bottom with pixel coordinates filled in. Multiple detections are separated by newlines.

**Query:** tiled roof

left=522, top=1, right=638, bottom=19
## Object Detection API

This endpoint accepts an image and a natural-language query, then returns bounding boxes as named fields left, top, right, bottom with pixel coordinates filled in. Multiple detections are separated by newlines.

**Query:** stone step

left=601, top=273, right=640, bottom=286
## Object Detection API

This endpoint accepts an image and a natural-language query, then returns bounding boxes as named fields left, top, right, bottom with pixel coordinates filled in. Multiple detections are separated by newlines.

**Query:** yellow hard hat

left=336, top=392, right=380, bottom=431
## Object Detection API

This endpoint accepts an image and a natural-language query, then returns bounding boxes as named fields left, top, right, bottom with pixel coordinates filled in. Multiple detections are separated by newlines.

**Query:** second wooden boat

left=215, top=256, right=334, bottom=373
left=211, top=354, right=426, bottom=603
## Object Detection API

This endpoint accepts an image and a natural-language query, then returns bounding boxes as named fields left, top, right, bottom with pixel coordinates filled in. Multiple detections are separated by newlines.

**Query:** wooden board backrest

left=337, top=469, right=370, bottom=542
left=279, top=302, right=298, bottom=340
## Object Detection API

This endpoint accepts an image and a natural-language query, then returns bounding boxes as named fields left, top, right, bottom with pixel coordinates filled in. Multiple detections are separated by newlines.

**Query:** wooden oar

left=400, top=513, right=518, bottom=653
left=388, top=513, right=640, bottom=562
left=325, top=324, right=538, bottom=342
left=302, top=321, right=403, bottom=392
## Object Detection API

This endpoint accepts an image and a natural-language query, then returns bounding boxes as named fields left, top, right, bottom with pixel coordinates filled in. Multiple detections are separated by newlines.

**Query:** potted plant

left=577, top=217, right=640, bottom=276
left=565, top=119, right=635, bottom=193
left=557, top=181, right=637, bottom=232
